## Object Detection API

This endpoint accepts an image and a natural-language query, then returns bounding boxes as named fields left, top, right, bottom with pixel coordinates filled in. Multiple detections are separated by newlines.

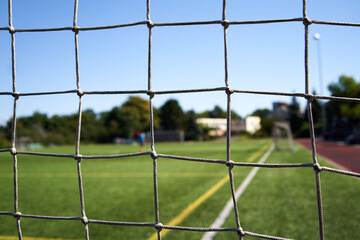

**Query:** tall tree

left=252, top=108, right=270, bottom=118
left=231, top=110, right=242, bottom=119
left=101, top=106, right=122, bottom=141
left=102, top=96, right=153, bottom=139
left=184, top=110, right=200, bottom=140
left=0, top=125, right=10, bottom=148
left=328, top=75, right=360, bottom=118
left=288, top=96, right=303, bottom=133
left=198, top=105, right=227, bottom=118
left=210, top=105, right=227, bottom=118
left=327, top=75, right=360, bottom=130
left=81, top=109, right=106, bottom=143
left=119, top=96, right=152, bottom=138
left=159, top=99, right=185, bottom=130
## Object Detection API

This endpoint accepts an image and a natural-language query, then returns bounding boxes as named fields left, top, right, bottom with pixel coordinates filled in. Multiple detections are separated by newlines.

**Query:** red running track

left=295, top=138, right=360, bottom=174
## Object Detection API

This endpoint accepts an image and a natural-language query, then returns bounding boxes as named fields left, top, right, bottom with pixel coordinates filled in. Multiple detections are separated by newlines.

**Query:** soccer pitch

left=0, top=139, right=359, bottom=240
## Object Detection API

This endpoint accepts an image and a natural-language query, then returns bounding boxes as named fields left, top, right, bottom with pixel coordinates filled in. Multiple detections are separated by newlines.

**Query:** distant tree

left=101, top=106, right=122, bottom=141
left=301, top=91, right=321, bottom=126
left=119, top=96, right=152, bottom=138
left=184, top=110, right=200, bottom=140
left=303, top=90, right=322, bottom=124
left=16, top=112, right=49, bottom=144
left=252, top=108, right=270, bottom=118
left=101, top=96, right=158, bottom=139
left=198, top=105, right=227, bottom=118
left=325, top=76, right=360, bottom=140
left=46, top=114, right=78, bottom=145
left=328, top=75, right=360, bottom=120
left=296, top=90, right=323, bottom=138
left=328, top=75, right=360, bottom=99
left=80, top=109, right=106, bottom=143
left=288, top=96, right=303, bottom=133
left=251, top=108, right=273, bottom=137
left=197, top=110, right=211, bottom=118
left=4, top=112, right=80, bottom=146
left=159, top=99, right=185, bottom=130
left=210, top=105, right=227, bottom=118
left=0, top=125, right=10, bottom=148
left=231, top=110, right=242, bottom=119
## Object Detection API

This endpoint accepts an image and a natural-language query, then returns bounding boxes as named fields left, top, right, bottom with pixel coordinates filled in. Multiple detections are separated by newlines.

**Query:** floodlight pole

left=313, top=33, right=326, bottom=140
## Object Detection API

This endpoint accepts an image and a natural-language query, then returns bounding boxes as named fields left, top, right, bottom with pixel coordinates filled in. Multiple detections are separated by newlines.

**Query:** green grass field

left=0, top=139, right=359, bottom=240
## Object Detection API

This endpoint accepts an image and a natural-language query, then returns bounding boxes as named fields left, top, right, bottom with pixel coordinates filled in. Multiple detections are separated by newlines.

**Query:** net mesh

left=1, top=1, right=360, bottom=240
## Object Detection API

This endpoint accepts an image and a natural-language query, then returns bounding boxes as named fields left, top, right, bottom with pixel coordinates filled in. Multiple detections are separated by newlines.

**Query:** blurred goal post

left=272, top=121, right=295, bottom=151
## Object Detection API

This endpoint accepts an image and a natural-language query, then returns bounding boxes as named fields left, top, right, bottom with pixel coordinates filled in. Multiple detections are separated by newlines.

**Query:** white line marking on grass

left=147, top=175, right=230, bottom=240
left=201, top=143, right=275, bottom=240
left=147, top=143, right=272, bottom=240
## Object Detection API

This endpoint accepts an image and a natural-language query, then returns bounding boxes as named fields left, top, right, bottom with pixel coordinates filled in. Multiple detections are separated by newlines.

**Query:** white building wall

left=196, top=118, right=227, bottom=136
left=196, top=117, right=259, bottom=136
left=245, top=116, right=261, bottom=134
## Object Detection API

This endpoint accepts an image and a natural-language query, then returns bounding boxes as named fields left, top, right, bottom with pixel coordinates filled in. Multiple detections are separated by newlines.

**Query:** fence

left=1, top=0, right=360, bottom=240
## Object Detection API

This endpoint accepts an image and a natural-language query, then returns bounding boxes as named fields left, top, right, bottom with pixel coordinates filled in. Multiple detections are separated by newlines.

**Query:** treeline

left=0, top=97, right=242, bottom=147
left=1, top=75, right=358, bottom=147
left=252, top=75, right=360, bottom=140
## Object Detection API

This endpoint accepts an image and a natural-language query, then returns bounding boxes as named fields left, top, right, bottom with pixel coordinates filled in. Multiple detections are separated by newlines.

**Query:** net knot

left=147, top=20, right=155, bottom=29
left=147, top=90, right=155, bottom=98
left=10, top=148, right=17, bottom=155
left=303, top=17, right=312, bottom=26
left=221, top=20, right=230, bottom=29
left=151, top=151, right=159, bottom=159
left=314, top=163, right=323, bottom=172
left=13, top=212, right=22, bottom=220
left=155, top=223, right=163, bottom=231
left=72, top=26, right=80, bottom=34
left=81, top=216, right=88, bottom=225
left=9, top=26, right=15, bottom=34
left=74, top=154, right=83, bottom=162
left=226, top=160, right=235, bottom=169
left=305, top=93, right=314, bottom=102
left=237, top=227, right=245, bottom=236
left=225, top=87, right=234, bottom=95
left=12, top=92, right=20, bottom=99
left=77, top=89, right=84, bottom=97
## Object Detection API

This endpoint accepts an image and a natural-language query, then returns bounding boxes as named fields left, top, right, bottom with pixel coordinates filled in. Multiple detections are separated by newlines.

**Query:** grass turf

left=0, top=139, right=359, bottom=240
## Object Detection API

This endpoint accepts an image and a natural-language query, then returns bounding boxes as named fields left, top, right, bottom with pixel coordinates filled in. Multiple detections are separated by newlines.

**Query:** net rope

left=1, top=0, right=360, bottom=239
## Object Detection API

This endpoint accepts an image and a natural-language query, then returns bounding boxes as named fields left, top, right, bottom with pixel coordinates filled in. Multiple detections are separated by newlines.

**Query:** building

left=245, top=116, right=261, bottom=134
left=232, top=119, right=246, bottom=135
left=196, top=117, right=255, bottom=136
left=196, top=118, right=227, bottom=136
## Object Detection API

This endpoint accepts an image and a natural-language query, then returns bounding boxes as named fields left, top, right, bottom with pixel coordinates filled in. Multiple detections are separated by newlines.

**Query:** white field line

left=201, top=143, right=275, bottom=240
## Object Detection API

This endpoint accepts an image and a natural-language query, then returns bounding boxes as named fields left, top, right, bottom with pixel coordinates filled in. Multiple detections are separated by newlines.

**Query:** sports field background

left=0, top=139, right=359, bottom=239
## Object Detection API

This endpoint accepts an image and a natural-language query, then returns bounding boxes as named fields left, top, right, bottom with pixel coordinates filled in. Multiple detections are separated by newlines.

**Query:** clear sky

left=0, top=0, right=359, bottom=125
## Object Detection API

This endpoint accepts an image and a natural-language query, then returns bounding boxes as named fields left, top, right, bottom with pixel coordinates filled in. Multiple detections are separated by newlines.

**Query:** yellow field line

left=147, top=143, right=270, bottom=240
left=0, top=236, right=82, bottom=240
left=247, top=144, right=270, bottom=163
left=147, top=175, right=229, bottom=240
left=1, top=144, right=270, bottom=240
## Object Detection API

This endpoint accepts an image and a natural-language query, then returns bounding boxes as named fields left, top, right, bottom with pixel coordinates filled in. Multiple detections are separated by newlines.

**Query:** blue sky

left=0, top=0, right=360, bottom=125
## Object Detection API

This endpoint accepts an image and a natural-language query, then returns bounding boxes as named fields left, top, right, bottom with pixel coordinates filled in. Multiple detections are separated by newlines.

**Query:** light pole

left=313, top=33, right=326, bottom=140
